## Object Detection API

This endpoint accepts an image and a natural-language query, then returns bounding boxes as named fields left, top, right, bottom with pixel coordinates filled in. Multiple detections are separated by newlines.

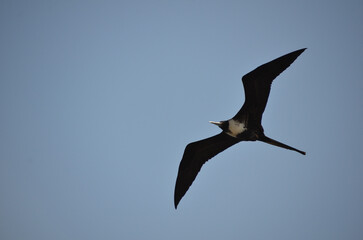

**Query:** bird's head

left=209, top=121, right=229, bottom=131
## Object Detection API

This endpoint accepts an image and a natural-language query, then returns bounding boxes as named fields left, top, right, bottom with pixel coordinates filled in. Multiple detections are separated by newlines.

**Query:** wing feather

left=174, top=132, right=240, bottom=208
left=236, top=48, right=306, bottom=123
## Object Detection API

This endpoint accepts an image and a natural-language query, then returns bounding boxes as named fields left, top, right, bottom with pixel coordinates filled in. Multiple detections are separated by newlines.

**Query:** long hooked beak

left=209, top=121, right=223, bottom=126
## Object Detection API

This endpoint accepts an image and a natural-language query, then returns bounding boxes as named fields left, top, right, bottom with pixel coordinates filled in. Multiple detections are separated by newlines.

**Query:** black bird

left=174, top=48, right=306, bottom=209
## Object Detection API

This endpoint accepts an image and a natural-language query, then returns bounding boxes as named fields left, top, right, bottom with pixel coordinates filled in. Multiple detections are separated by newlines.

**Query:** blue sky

left=1, top=1, right=362, bottom=239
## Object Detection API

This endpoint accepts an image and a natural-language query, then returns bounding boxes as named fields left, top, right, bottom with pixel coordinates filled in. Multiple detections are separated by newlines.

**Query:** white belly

left=227, top=119, right=247, bottom=137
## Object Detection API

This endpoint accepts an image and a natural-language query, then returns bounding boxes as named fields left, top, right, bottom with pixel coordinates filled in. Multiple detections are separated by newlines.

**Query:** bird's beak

left=209, top=121, right=223, bottom=126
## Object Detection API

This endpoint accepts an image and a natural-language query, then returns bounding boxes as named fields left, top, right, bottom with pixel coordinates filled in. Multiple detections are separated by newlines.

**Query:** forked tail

left=259, top=136, right=306, bottom=155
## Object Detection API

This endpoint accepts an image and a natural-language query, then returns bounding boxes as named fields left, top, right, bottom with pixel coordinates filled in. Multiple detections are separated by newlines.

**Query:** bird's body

left=174, top=49, right=307, bottom=209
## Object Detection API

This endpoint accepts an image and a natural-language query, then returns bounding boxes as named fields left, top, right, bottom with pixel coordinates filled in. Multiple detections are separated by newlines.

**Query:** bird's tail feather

left=259, top=136, right=306, bottom=155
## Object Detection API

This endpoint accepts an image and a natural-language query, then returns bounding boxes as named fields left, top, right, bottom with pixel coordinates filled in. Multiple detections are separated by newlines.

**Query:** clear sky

left=1, top=1, right=362, bottom=239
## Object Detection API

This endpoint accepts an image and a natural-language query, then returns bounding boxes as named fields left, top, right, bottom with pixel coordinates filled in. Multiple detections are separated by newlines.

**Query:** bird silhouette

left=174, top=48, right=306, bottom=209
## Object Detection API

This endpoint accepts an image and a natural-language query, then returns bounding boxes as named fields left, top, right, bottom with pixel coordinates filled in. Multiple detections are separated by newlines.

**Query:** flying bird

left=174, top=48, right=306, bottom=209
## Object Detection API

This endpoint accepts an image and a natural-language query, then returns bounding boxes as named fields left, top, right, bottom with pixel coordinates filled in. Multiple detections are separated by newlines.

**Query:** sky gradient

left=1, top=1, right=363, bottom=239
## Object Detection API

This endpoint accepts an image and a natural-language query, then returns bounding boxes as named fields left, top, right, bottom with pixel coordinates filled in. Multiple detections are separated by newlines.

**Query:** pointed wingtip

left=292, top=48, right=306, bottom=56
left=174, top=187, right=181, bottom=209
left=297, top=48, right=307, bottom=53
left=174, top=198, right=179, bottom=209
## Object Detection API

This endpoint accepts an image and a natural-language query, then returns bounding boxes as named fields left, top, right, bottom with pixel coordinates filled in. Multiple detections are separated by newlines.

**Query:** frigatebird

left=174, top=48, right=306, bottom=209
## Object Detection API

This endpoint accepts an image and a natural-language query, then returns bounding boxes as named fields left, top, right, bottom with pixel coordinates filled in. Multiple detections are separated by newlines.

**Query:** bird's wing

left=237, top=48, right=306, bottom=123
left=174, top=132, right=240, bottom=208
